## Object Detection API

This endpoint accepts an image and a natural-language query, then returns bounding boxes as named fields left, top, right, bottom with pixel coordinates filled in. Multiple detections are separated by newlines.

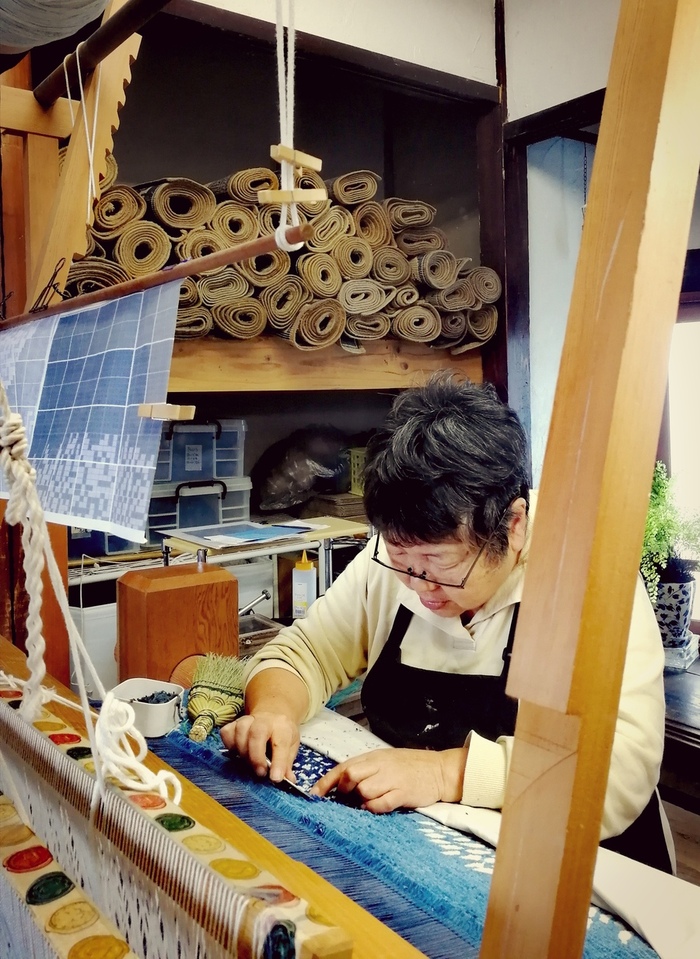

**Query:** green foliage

left=640, top=461, right=700, bottom=603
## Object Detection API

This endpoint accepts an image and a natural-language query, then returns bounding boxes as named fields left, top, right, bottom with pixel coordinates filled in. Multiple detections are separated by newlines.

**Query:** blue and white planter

left=654, top=579, right=697, bottom=670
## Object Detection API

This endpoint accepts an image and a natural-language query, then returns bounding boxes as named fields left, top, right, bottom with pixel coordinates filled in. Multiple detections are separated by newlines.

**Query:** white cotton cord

left=93, top=692, right=182, bottom=804
left=62, top=54, right=77, bottom=125
left=73, top=42, right=102, bottom=220
left=274, top=0, right=304, bottom=252
left=0, top=377, right=181, bottom=812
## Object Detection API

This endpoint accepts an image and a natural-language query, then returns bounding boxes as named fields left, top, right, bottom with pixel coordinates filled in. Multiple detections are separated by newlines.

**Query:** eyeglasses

left=371, top=528, right=492, bottom=589
left=370, top=504, right=511, bottom=590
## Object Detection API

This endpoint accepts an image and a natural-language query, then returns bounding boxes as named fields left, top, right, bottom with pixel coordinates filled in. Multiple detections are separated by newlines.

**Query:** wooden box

left=117, top=563, right=238, bottom=682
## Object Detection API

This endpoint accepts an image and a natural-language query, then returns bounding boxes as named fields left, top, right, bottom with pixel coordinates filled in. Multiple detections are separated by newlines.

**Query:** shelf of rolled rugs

left=63, top=153, right=502, bottom=354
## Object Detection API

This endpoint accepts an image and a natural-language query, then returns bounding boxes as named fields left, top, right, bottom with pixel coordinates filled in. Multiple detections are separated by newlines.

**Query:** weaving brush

left=187, top=653, right=246, bottom=742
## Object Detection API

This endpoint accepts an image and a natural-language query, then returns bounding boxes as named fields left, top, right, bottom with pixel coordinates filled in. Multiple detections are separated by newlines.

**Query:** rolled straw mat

left=174, top=227, right=227, bottom=263
left=287, top=299, right=346, bottom=351
left=92, top=185, right=147, bottom=239
left=455, top=256, right=474, bottom=280
left=84, top=233, right=107, bottom=259
left=392, top=283, right=420, bottom=308
left=352, top=201, right=393, bottom=250
left=212, top=298, right=268, bottom=339
left=462, top=266, right=502, bottom=304
left=371, top=246, right=411, bottom=285
left=325, top=170, right=380, bottom=205
left=296, top=252, right=342, bottom=298
left=176, top=305, right=214, bottom=340
left=346, top=311, right=392, bottom=341
left=390, top=303, right=441, bottom=343
left=425, top=281, right=481, bottom=312
left=137, top=177, right=217, bottom=233
left=198, top=267, right=252, bottom=306
left=338, top=279, right=396, bottom=315
left=260, top=276, right=312, bottom=329
left=295, top=168, right=331, bottom=217
left=236, top=248, right=291, bottom=288
left=210, top=201, right=259, bottom=246
left=396, top=227, right=448, bottom=257
left=64, top=257, right=130, bottom=297
left=101, top=151, right=119, bottom=192
left=208, top=167, right=278, bottom=204
left=409, top=250, right=458, bottom=290
left=383, top=197, right=436, bottom=231
left=332, top=236, right=373, bottom=280
left=449, top=305, right=499, bottom=354
left=179, top=276, right=201, bottom=309
left=112, top=220, right=172, bottom=278
left=466, top=304, right=499, bottom=342
left=306, top=206, right=355, bottom=253
left=431, top=311, right=469, bottom=348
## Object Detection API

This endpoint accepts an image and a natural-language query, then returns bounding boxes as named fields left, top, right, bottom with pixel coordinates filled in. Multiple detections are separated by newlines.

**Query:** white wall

left=191, top=0, right=496, bottom=85
left=504, top=0, right=620, bottom=121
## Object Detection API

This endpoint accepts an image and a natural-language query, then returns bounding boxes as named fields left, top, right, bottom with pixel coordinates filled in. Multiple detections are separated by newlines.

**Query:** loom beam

left=481, top=0, right=700, bottom=956
left=33, top=0, right=171, bottom=107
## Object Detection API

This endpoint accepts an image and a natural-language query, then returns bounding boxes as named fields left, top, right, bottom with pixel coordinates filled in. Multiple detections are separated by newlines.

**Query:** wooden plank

left=168, top=337, right=483, bottom=393
left=0, top=57, right=31, bottom=315
left=480, top=1, right=700, bottom=957
left=0, top=635, right=425, bottom=959
left=23, top=135, right=59, bottom=278
left=0, top=87, right=74, bottom=139
left=25, top=24, right=141, bottom=310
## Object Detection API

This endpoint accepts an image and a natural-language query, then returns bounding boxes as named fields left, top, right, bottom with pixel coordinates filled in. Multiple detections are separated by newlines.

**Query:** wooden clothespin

left=270, top=144, right=323, bottom=172
left=259, top=144, right=328, bottom=205
left=137, top=403, right=196, bottom=421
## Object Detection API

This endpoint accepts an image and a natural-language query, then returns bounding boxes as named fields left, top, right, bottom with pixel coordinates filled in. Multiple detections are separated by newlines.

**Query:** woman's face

left=383, top=498, right=528, bottom=618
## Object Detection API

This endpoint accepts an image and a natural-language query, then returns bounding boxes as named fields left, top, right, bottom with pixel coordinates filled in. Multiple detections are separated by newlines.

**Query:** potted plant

left=640, top=461, right=700, bottom=668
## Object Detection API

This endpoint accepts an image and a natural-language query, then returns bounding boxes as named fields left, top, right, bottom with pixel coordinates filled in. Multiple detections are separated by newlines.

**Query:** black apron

left=360, top=603, right=674, bottom=875
left=361, top=603, right=520, bottom=751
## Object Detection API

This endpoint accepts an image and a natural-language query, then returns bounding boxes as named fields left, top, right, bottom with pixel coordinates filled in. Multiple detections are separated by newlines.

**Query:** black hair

left=363, top=373, right=531, bottom=559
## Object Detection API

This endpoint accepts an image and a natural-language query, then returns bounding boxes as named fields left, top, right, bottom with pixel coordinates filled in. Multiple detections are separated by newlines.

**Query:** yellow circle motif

left=306, top=903, right=334, bottom=926
left=0, top=805, right=18, bottom=823
left=34, top=721, right=67, bottom=732
left=67, top=935, right=130, bottom=959
left=46, top=900, right=99, bottom=934
left=0, top=823, right=33, bottom=846
left=181, top=834, right=226, bottom=854
left=210, top=858, right=260, bottom=880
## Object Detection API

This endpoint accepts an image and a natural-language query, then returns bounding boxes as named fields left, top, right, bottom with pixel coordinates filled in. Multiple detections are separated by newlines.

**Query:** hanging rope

left=0, top=379, right=181, bottom=807
left=274, top=0, right=304, bottom=253
left=63, top=42, right=103, bottom=222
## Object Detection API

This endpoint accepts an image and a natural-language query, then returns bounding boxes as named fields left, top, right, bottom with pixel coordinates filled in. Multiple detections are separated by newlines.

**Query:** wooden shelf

left=168, top=336, right=483, bottom=393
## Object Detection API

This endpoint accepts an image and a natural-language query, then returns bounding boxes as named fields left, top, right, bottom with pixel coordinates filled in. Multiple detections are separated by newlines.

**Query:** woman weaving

left=221, top=374, right=673, bottom=874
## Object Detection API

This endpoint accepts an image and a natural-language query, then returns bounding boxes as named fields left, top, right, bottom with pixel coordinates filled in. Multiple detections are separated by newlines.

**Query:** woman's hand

left=220, top=668, right=309, bottom=784
left=220, top=711, right=300, bottom=783
left=310, top=746, right=468, bottom=812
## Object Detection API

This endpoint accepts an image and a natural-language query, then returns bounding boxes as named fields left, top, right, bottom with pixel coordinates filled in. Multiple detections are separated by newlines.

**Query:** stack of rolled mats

left=66, top=156, right=502, bottom=352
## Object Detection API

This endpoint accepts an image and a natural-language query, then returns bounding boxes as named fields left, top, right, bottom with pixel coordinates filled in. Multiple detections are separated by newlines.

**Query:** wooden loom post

left=0, top=0, right=142, bottom=682
left=25, top=0, right=140, bottom=311
left=480, top=1, right=700, bottom=957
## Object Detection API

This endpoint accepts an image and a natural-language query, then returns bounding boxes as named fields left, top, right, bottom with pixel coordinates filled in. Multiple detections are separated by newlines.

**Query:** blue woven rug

left=151, top=726, right=659, bottom=959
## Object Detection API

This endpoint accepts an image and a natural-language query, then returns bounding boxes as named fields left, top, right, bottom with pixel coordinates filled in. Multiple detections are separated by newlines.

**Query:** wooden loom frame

left=1, top=0, right=699, bottom=956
